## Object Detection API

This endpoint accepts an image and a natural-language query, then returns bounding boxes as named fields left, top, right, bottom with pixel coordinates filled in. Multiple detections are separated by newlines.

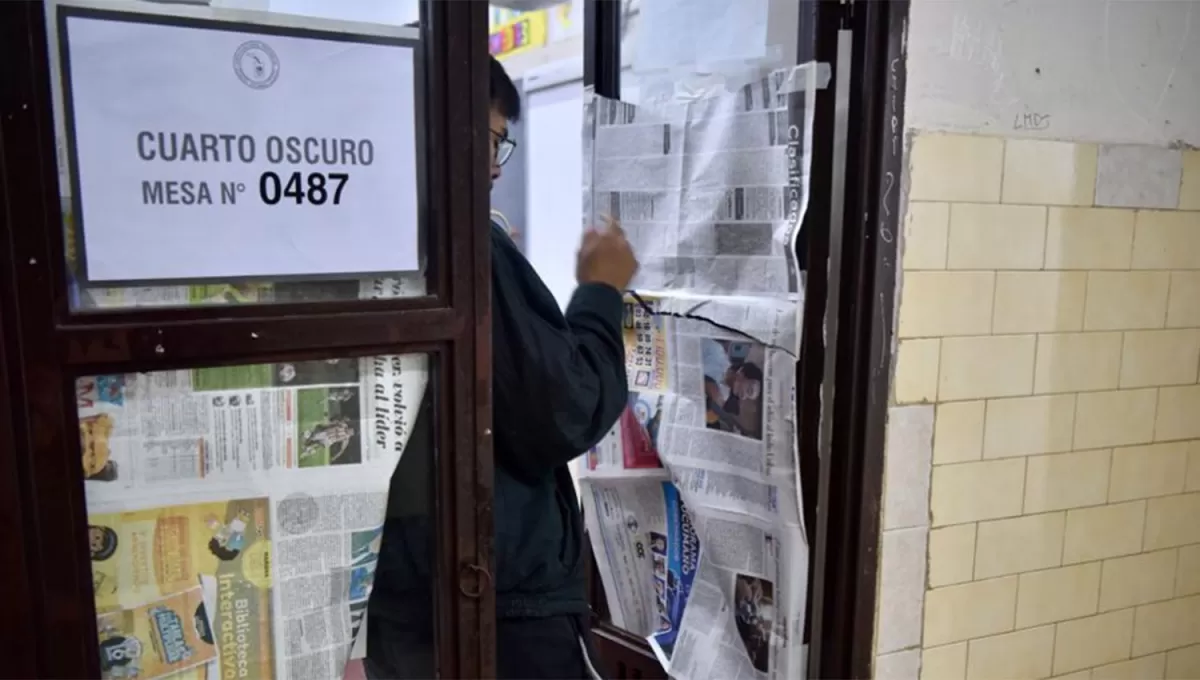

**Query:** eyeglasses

left=491, top=128, right=517, bottom=167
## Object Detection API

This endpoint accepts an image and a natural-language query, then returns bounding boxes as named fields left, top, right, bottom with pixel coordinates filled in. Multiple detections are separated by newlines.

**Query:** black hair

left=401, top=17, right=519, bottom=121
left=737, top=362, right=764, bottom=382
left=490, top=55, right=522, bottom=122
left=208, top=537, right=241, bottom=561
left=90, top=525, right=119, bottom=561
left=87, top=460, right=119, bottom=482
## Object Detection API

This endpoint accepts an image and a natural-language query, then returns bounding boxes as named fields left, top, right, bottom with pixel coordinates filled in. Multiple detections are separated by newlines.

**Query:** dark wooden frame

left=0, top=0, right=495, bottom=677
left=807, top=1, right=909, bottom=678
left=0, top=230, right=39, bottom=680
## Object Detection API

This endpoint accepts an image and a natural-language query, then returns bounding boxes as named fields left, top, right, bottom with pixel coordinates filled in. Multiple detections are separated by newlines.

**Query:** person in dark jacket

left=365, top=56, right=636, bottom=679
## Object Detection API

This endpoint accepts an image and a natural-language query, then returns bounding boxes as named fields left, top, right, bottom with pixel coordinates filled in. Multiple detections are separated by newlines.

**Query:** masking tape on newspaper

left=612, top=61, right=830, bottom=113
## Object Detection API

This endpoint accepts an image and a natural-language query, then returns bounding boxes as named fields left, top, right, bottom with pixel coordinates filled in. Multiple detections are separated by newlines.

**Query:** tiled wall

left=874, top=134, right=1200, bottom=680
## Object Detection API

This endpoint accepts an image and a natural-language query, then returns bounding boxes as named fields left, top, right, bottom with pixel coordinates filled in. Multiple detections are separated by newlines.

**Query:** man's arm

left=491, top=272, right=628, bottom=483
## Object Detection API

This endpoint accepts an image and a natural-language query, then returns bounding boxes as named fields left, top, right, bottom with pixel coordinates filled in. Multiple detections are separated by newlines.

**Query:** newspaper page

left=81, top=353, right=427, bottom=680
left=582, top=65, right=815, bottom=297
left=581, top=63, right=814, bottom=680
left=580, top=295, right=807, bottom=680
left=72, top=273, right=427, bottom=310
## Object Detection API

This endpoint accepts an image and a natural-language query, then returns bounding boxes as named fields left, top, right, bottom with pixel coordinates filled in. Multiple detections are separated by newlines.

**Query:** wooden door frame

left=0, top=1, right=495, bottom=676
left=0, top=204, right=39, bottom=679
left=580, top=1, right=910, bottom=678
left=805, top=1, right=909, bottom=678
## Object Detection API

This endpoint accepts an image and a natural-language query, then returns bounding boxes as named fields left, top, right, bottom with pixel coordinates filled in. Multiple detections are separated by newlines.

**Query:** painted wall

left=905, top=0, right=1200, bottom=147
left=875, top=2, right=1200, bottom=679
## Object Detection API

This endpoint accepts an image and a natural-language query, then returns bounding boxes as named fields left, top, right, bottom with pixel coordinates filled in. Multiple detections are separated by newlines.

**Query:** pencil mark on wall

left=1012, top=112, right=1051, bottom=131
left=948, top=11, right=1016, bottom=111
left=1151, top=1, right=1192, bottom=116
left=1102, top=0, right=1193, bottom=139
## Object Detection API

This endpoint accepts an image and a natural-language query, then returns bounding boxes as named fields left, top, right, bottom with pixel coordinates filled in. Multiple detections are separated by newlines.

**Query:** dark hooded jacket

left=370, top=222, right=628, bottom=625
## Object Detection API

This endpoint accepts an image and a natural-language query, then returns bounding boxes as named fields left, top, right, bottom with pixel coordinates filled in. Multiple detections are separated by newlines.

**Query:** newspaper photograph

left=581, top=63, right=814, bottom=680
left=80, top=352, right=427, bottom=680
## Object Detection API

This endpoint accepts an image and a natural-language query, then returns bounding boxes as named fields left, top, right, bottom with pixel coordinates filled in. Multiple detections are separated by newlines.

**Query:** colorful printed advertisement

left=97, top=586, right=216, bottom=680
left=89, top=499, right=274, bottom=679
left=649, top=483, right=699, bottom=659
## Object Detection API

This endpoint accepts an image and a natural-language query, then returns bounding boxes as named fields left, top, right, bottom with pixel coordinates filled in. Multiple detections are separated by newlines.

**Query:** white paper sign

left=61, top=10, right=421, bottom=283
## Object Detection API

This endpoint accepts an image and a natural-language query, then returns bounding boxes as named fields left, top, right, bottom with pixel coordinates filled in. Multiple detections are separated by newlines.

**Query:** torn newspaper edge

left=581, top=291, right=809, bottom=680
left=581, top=61, right=816, bottom=680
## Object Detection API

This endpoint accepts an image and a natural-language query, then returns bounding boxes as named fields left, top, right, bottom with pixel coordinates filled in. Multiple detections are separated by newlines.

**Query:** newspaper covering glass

left=81, top=351, right=428, bottom=680
left=580, top=63, right=815, bottom=680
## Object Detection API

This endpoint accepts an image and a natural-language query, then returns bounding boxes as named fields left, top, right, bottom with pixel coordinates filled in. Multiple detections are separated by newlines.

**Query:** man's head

left=725, top=362, right=763, bottom=401
left=489, top=55, right=521, bottom=187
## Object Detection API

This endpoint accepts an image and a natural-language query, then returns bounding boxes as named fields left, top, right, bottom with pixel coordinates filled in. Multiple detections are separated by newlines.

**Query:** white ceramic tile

left=884, top=406, right=935, bottom=530
left=876, top=649, right=922, bottom=680
left=876, top=526, right=929, bottom=654
left=1094, top=145, right=1183, bottom=209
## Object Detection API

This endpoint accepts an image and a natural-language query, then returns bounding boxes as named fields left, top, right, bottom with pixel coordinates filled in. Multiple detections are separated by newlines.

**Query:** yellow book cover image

left=623, top=296, right=669, bottom=392
left=89, top=498, right=275, bottom=679
left=97, top=586, right=216, bottom=680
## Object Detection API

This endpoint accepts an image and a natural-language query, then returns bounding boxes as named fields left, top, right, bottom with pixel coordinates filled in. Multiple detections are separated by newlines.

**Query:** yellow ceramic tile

left=1045, top=207, right=1136, bottom=270
left=1091, top=654, right=1167, bottom=680
left=965, top=625, right=1056, bottom=680
left=1181, top=545, right=1200, bottom=597
left=1084, top=271, right=1170, bottom=332
left=993, top=272, right=1087, bottom=334
left=1166, top=644, right=1200, bottom=680
left=974, top=512, right=1066, bottom=579
left=1099, top=550, right=1179, bottom=612
left=939, top=335, right=1036, bottom=402
left=1108, top=443, right=1189, bottom=502
left=1053, top=609, right=1136, bottom=675
left=1189, top=441, right=1200, bottom=492
left=924, top=576, right=1018, bottom=647
left=1167, top=272, right=1200, bottom=329
left=983, top=394, right=1076, bottom=459
left=1003, top=139, right=1098, bottom=206
left=1120, top=330, right=1200, bottom=389
left=1131, top=594, right=1200, bottom=656
left=1025, top=449, right=1111, bottom=513
left=894, top=339, right=940, bottom=404
left=910, top=134, right=1005, bottom=203
left=921, top=643, right=968, bottom=680
left=899, top=271, right=995, bottom=338
left=931, top=459, right=1026, bottom=527
left=929, top=523, right=976, bottom=587
left=1034, top=332, right=1123, bottom=394
left=1181, top=149, right=1200, bottom=210
left=1015, top=562, right=1102, bottom=628
left=1063, top=500, right=1146, bottom=564
left=1155, top=386, right=1200, bottom=443
left=1050, top=672, right=1092, bottom=680
left=947, top=203, right=1047, bottom=270
left=1144, top=492, right=1200, bottom=551
left=1132, top=210, right=1200, bottom=270
left=1074, top=389, right=1158, bottom=450
left=904, top=202, right=950, bottom=270
left=933, top=401, right=986, bottom=464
